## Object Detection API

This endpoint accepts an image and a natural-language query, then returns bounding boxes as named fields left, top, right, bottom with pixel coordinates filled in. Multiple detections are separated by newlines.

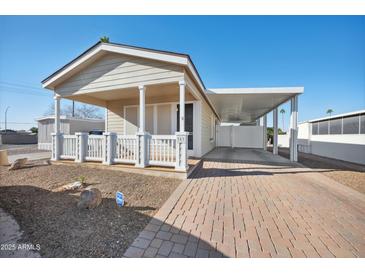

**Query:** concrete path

left=204, top=147, right=291, bottom=164
left=124, top=157, right=365, bottom=258
left=0, top=208, right=41, bottom=258
left=8, top=152, right=51, bottom=164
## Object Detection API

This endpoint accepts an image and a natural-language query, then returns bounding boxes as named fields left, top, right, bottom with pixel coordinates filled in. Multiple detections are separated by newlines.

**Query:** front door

left=176, top=103, right=193, bottom=150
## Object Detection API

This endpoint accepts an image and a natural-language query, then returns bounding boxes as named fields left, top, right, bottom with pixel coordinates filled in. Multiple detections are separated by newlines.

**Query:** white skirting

left=38, top=143, right=52, bottom=151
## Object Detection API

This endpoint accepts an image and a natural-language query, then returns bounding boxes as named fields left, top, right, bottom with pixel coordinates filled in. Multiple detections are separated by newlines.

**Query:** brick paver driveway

left=124, top=158, right=365, bottom=258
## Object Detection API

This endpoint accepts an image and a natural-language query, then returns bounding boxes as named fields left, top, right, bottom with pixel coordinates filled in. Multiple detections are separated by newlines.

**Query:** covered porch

left=50, top=79, right=198, bottom=172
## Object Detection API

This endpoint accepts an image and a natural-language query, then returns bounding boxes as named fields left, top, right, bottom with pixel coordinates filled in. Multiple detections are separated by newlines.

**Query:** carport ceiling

left=206, top=87, right=304, bottom=123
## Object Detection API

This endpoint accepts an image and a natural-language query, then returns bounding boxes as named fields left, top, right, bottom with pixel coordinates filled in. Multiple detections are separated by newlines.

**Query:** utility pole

left=72, top=100, right=75, bottom=117
left=5, top=106, right=10, bottom=132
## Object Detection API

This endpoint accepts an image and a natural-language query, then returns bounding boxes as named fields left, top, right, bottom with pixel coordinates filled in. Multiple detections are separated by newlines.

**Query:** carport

left=206, top=87, right=304, bottom=161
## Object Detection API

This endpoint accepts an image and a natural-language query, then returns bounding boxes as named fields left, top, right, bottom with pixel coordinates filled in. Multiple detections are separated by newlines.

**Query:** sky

left=0, top=16, right=364, bottom=130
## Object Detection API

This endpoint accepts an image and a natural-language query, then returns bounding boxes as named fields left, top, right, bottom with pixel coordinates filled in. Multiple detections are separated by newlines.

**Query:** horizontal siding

left=107, top=101, right=125, bottom=135
left=201, top=100, right=216, bottom=156
left=55, top=53, right=183, bottom=95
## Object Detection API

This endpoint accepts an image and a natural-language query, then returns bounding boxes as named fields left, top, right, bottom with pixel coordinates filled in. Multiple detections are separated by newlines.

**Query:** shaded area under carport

left=203, top=147, right=293, bottom=165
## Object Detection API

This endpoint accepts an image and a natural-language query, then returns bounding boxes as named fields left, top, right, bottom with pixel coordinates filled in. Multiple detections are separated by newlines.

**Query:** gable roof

left=41, top=41, right=206, bottom=92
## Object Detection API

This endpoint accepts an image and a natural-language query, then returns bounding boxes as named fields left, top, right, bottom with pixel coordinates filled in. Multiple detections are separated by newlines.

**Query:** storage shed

left=37, top=116, right=104, bottom=150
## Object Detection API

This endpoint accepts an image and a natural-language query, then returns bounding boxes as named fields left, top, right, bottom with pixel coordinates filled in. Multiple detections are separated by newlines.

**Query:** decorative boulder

left=77, top=188, right=102, bottom=209
left=8, top=158, right=28, bottom=171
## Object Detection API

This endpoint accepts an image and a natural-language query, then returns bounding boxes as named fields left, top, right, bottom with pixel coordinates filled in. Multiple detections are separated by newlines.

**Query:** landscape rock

left=77, top=188, right=102, bottom=209
left=8, top=158, right=28, bottom=171
left=55, top=181, right=84, bottom=192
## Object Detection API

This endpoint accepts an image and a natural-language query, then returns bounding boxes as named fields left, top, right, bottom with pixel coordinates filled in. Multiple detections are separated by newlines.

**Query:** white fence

left=148, top=135, right=176, bottom=167
left=216, top=125, right=264, bottom=148
left=53, top=132, right=186, bottom=169
left=114, top=135, right=137, bottom=164
left=60, top=135, right=77, bottom=160
left=85, top=135, right=104, bottom=161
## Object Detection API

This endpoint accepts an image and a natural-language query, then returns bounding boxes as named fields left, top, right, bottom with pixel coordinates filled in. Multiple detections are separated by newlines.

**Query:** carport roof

left=205, top=87, right=304, bottom=123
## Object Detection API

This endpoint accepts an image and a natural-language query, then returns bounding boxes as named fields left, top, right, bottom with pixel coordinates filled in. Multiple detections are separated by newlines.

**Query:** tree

left=30, top=127, right=38, bottom=134
left=44, top=102, right=103, bottom=119
left=326, top=109, right=334, bottom=117
left=100, top=36, right=110, bottom=43
left=267, top=127, right=286, bottom=144
left=280, top=108, right=286, bottom=131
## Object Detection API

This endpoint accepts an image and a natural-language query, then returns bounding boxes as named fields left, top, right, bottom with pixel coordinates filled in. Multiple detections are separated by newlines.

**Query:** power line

left=0, top=121, right=36, bottom=124
left=0, top=81, right=52, bottom=97
left=0, top=81, right=43, bottom=91
left=0, top=88, right=51, bottom=97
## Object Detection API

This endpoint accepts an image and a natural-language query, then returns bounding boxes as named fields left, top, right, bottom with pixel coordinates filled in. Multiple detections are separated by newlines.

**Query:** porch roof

left=205, top=87, right=304, bottom=123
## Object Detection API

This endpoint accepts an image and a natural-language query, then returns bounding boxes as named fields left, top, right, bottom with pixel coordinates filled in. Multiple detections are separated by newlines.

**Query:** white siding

left=55, top=53, right=184, bottom=96
left=201, top=100, right=216, bottom=156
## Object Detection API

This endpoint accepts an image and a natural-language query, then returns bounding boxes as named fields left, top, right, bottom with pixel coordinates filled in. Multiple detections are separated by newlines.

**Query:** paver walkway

left=124, top=159, right=365, bottom=258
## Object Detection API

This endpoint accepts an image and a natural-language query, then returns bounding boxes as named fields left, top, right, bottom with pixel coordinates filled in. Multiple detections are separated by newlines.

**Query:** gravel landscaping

left=0, top=161, right=181, bottom=257
left=269, top=147, right=365, bottom=194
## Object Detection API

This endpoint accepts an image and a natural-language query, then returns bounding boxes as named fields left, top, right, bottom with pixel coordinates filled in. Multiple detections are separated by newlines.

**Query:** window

left=318, top=121, right=329, bottom=135
left=312, top=122, right=319, bottom=135
left=329, top=118, right=342, bottom=134
left=343, top=115, right=359, bottom=134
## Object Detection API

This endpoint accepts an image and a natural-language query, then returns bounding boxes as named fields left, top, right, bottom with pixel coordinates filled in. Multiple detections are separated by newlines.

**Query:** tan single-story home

left=42, top=41, right=303, bottom=174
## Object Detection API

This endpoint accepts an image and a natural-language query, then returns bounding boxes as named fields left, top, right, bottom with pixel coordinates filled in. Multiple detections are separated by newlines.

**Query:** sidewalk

left=8, top=152, right=51, bottom=163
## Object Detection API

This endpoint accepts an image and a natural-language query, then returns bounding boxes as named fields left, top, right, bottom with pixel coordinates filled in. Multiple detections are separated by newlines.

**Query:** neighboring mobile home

left=279, top=109, right=365, bottom=165
left=42, top=41, right=303, bottom=173
left=37, top=116, right=105, bottom=150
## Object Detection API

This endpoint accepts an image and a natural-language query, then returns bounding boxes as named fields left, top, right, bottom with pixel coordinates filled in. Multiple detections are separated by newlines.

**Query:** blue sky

left=0, top=16, right=364, bottom=130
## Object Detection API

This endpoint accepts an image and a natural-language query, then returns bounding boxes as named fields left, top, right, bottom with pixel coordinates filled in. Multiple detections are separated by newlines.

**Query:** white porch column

left=75, top=132, right=88, bottom=163
left=290, top=95, right=298, bottom=162
left=52, top=94, right=62, bottom=160
left=104, top=107, right=108, bottom=132
left=179, top=80, right=185, bottom=132
left=273, top=108, right=278, bottom=155
left=102, top=132, right=116, bottom=165
left=136, top=85, right=148, bottom=168
left=138, top=85, right=145, bottom=133
left=263, top=114, right=267, bottom=151
left=175, top=80, right=188, bottom=171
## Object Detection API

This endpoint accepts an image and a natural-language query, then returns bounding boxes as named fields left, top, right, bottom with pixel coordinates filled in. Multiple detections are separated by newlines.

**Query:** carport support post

left=52, top=94, right=62, bottom=161
left=290, top=95, right=298, bottom=162
left=263, top=114, right=267, bottom=151
left=136, top=85, right=148, bottom=168
left=273, top=108, right=278, bottom=155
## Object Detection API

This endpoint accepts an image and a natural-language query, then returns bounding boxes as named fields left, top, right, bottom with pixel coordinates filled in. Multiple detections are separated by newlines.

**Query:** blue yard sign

left=116, top=192, right=125, bottom=207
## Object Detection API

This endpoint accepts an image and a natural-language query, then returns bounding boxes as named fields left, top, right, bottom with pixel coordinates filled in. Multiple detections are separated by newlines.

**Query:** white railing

left=60, top=135, right=77, bottom=160
left=86, top=135, right=104, bottom=161
left=114, top=135, right=137, bottom=164
left=148, top=135, right=176, bottom=167
left=54, top=132, right=185, bottom=170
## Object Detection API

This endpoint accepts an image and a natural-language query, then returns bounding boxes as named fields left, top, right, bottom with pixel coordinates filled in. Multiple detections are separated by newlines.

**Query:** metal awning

left=205, top=87, right=304, bottom=123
